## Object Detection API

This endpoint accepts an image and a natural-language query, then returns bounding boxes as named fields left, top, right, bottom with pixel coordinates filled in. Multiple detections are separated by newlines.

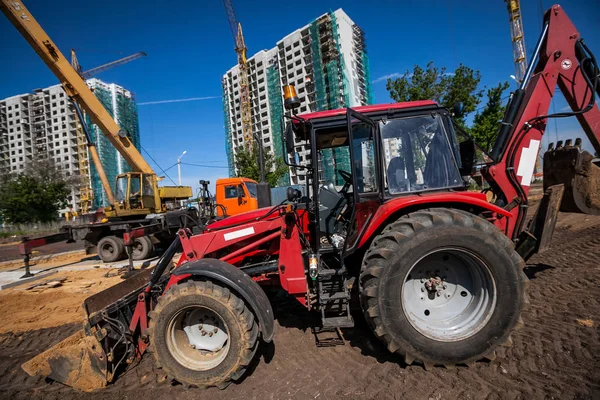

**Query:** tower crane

left=505, top=0, right=528, bottom=82
left=223, top=0, right=253, bottom=149
left=71, top=50, right=147, bottom=79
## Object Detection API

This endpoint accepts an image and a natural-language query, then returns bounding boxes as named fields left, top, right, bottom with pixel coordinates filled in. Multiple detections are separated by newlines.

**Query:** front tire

left=359, top=208, right=527, bottom=368
left=148, top=281, right=259, bottom=389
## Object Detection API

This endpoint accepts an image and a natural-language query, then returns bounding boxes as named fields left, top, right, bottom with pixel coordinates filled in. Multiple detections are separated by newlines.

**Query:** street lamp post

left=177, top=150, right=187, bottom=186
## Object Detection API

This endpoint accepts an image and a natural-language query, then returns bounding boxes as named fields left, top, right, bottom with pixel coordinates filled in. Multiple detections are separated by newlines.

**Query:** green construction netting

left=222, top=83, right=235, bottom=177
left=87, top=86, right=140, bottom=209
left=267, top=64, right=290, bottom=186
left=362, top=51, right=374, bottom=105
left=309, top=20, right=328, bottom=111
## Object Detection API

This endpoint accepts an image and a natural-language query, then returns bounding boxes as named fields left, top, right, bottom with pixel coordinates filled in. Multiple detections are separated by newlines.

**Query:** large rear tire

left=97, top=236, right=125, bottom=263
left=359, top=208, right=527, bottom=368
left=148, top=281, right=259, bottom=389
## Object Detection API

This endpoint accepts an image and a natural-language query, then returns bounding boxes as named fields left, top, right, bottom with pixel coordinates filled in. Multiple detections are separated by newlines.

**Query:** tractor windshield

left=380, top=114, right=463, bottom=194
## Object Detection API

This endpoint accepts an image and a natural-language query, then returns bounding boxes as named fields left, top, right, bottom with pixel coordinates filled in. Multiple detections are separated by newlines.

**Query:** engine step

left=322, top=315, right=354, bottom=329
left=319, top=291, right=350, bottom=302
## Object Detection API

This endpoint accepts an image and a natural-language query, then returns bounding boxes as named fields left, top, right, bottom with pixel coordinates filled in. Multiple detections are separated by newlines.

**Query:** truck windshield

left=380, top=114, right=463, bottom=194
left=245, top=182, right=258, bottom=198
left=115, top=176, right=127, bottom=202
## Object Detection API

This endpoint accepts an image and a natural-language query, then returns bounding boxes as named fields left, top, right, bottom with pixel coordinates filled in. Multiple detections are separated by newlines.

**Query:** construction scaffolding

left=222, top=81, right=235, bottom=177
left=74, top=112, right=92, bottom=213
left=267, top=62, right=290, bottom=186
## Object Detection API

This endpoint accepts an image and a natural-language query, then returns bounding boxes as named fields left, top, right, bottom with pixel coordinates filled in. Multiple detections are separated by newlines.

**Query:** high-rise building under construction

left=0, top=78, right=140, bottom=216
left=222, top=9, right=373, bottom=186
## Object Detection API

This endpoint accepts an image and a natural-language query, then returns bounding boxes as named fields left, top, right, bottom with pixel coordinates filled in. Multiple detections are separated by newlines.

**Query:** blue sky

left=1, top=0, right=599, bottom=192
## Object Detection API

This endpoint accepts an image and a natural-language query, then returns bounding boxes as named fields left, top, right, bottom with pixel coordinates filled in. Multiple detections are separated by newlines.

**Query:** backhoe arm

left=0, top=0, right=154, bottom=176
left=484, top=4, right=600, bottom=239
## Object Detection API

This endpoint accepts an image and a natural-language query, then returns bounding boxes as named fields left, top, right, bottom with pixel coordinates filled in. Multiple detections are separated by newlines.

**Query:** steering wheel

left=338, top=170, right=352, bottom=185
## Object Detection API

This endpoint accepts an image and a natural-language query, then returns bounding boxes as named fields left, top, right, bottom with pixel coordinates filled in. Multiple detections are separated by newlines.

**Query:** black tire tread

left=147, top=280, right=259, bottom=389
left=359, top=208, right=528, bottom=369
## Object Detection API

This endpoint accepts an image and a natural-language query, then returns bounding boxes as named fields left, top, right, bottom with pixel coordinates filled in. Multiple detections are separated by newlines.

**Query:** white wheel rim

left=402, top=247, right=497, bottom=342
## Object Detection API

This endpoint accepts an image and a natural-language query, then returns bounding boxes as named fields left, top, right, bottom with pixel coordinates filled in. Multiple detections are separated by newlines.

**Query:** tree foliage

left=470, top=81, right=511, bottom=153
left=0, top=159, right=74, bottom=224
left=234, top=145, right=288, bottom=187
left=386, top=62, right=484, bottom=126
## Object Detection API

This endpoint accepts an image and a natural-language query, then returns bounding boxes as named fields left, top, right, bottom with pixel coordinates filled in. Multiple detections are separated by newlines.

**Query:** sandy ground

left=0, top=268, right=126, bottom=334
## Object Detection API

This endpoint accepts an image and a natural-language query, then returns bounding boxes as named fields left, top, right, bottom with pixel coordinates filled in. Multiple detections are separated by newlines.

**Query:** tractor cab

left=284, top=99, right=472, bottom=257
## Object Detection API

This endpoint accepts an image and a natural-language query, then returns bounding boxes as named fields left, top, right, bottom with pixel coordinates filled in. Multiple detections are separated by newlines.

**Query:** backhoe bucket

left=543, top=139, right=600, bottom=215
left=22, top=330, right=108, bottom=392
left=21, top=268, right=155, bottom=391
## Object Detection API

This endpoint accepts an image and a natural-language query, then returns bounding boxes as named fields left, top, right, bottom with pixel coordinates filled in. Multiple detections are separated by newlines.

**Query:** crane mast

left=223, top=0, right=253, bottom=149
left=505, top=0, right=528, bottom=82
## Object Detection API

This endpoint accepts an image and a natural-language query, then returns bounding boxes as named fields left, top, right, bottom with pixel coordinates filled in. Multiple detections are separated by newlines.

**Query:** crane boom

left=0, top=0, right=154, bottom=175
left=80, top=51, right=147, bottom=79
left=223, top=0, right=253, bottom=149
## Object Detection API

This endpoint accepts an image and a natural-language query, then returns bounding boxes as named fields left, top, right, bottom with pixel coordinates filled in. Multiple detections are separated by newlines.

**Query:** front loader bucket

left=21, top=268, right=155, bottom=391
left=543, top=138, right=600, bottom=215
left=22, top=330, right=108, bottom=392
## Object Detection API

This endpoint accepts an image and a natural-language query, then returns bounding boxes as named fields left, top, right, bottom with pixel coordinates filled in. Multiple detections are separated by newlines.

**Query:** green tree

left=386, top=62, right=484, bottom=126
left=234, top=146, right=289, bottom=187
left=0, top=159, right=73, bottom=224
left=470, top=81, right=511, bottom=153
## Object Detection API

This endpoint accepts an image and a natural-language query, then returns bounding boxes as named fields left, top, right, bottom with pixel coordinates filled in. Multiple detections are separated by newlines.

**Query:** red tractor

left=24, top=4, right=600, bottom=392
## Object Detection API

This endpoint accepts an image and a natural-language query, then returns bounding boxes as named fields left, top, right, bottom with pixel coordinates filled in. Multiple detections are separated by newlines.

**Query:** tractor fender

left=171, top=258, right=275, bottom=342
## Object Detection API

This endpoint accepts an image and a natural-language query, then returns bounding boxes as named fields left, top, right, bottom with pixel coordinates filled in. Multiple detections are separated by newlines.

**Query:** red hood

left=206, top=206, right=278, bottom=230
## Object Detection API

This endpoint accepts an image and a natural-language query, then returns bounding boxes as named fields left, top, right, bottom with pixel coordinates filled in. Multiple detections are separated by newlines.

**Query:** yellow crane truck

left=1, top=0, right=197, bottom=264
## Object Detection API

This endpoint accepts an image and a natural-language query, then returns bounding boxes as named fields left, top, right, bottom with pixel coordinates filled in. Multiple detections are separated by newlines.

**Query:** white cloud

left=372, top=73, right=403, bottom=84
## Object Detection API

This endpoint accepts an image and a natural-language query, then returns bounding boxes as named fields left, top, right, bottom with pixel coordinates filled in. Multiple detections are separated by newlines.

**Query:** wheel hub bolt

left=201, top=330, right=207, bottom=336
left=436, top=292, right=441, bottom=297
left=209, top=332, right=213, bottom=337
left=213, top=327, right=218, bottom=333
left=421, top=287, right=425, bottom=292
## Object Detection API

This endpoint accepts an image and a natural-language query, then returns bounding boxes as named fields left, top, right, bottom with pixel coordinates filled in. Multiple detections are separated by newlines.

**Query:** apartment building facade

left=222, top=8, right=373, bottom=186
left=0, top=79, right=140, bottom=216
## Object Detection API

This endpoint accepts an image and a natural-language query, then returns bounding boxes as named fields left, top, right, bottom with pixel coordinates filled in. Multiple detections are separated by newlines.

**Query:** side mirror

left=285, top=123, right=295, bottom=154
left=452, top=102, right=465, bottom=118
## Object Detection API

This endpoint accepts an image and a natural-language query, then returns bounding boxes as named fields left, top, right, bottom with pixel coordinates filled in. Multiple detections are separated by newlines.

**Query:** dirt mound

left=0, top=268, right=123, bottom=334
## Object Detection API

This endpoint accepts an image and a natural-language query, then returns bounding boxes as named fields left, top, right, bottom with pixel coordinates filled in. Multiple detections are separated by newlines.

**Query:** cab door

left=220, top=183, right=247, bottom=216
left=344, top=108, right=382, bottom=254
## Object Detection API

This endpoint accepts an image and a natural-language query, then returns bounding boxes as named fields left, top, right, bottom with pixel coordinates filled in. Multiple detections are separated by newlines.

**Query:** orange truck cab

left=215, top=177, right=259, bottom=217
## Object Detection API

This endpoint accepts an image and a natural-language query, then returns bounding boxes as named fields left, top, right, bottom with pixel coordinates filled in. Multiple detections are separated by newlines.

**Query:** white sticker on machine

left=516, top=139, right=541, bottom=187
left=223, top=227, right=256, bottom=241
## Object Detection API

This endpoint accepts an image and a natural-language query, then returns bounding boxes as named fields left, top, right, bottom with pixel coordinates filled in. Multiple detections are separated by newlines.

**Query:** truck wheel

left=97, top=236, right=125, bottom=263
left=148, top=280, right=259, bottom=389
left=359, top=208, right=527, bottom=368
left=131, top=236, right=154, bottom=260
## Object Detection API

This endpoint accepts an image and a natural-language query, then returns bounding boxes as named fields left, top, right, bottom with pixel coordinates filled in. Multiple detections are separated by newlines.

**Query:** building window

left=63, top=132, right=67, bottom=137
left=52, top=95, right=56, bottom=99
left=8, top=113, right=11, bottom=118
left=16, top=126, right=20, bottom=131
left=11, top=151, right=15, bottom=155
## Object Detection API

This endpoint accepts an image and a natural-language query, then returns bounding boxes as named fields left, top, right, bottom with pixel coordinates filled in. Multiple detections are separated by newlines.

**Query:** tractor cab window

left=380, top=114, right=463, bottom=194
left=115, top=176, right=127, bottom=202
